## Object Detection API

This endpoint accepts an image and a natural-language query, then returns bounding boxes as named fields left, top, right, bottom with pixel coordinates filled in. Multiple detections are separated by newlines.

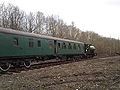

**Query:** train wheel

left=24, top=61, right=31, bottom=68
left=0, top=62, right=11, bottom=72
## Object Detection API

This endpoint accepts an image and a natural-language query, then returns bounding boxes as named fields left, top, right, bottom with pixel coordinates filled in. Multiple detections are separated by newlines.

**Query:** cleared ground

left=0, top=56, right=120, bottom=90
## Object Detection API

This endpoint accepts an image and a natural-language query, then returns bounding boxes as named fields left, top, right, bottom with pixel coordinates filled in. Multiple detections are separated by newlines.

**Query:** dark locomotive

left=0, top=27, right=96, bottom=71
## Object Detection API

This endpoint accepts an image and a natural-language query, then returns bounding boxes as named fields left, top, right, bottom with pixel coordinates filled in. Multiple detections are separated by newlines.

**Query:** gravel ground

left=0, top=56, right=120, bottom=90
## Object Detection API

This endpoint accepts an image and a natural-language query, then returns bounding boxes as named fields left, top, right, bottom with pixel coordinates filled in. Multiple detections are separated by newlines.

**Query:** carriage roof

left=0, top=27, right=84, bottom=44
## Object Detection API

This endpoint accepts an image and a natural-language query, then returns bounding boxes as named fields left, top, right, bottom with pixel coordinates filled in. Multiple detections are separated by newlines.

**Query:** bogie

left=23, top=60, right=31, bottom=68
left=0, top=62, right=11, bottom=72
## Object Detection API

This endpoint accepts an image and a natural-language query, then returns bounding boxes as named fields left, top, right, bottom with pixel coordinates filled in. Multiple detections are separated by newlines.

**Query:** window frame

left=62, top=42, right=66, bottom=49
left=29, top=38, right=34, bottom=48
left=13, top=37, right=19, bottom=46
left=68, top=43, right=72, bottom=49
left=78, top=44, right=81, bottom=50
left=73, top=43, right=77, bottom=49
left=49, top=40, right=53, bottom=48
left=37, top=40, right=41, bottom=48
left=58, top=42, right=61, bottom=49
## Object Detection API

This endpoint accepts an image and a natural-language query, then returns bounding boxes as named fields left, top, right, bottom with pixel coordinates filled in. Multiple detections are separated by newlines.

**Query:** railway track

left=0, top=58, right=89, bottom=74
left=0, top=55, right=118, bottom=75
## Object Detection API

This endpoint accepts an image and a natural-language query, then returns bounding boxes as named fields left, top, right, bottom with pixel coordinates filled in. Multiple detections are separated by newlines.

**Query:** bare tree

left=34, top=11, right=45, bottom=34
left=0, top=3, right=25, bottom=30
left=45, top=15, right=58, bottom=36
left=0, top=3, right=9, bottom=28
left=27, top=12, right=36, bottom=33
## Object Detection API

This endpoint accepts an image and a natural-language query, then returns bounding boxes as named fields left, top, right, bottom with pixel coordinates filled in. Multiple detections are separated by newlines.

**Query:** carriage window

left=62, top=42, right=66, bottom=49
left=68, top=43, right=72, bottom=49
left=78, top=44, right=81, bottom=50
left=38, top=40, right=41, bottom=47
left=73, top=43, right=76, bottom=49
left=49, top=41, right=53, bottom=48
left=13, top=37, right=19, bottom=46
left=29, top=39, right=34, bottom=48
left=58, top=43, right=61, bottom=48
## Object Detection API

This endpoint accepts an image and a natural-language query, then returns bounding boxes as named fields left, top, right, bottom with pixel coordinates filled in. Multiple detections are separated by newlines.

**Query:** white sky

left=0, top=0, right=120, bottom=39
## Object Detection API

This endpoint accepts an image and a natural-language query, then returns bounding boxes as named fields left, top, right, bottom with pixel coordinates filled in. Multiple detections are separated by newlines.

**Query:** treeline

left=0, top=3, right=120, bottom=56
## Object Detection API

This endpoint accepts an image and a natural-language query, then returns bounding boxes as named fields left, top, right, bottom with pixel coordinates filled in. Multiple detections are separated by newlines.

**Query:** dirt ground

left=0, top=56, right=120, bottom=90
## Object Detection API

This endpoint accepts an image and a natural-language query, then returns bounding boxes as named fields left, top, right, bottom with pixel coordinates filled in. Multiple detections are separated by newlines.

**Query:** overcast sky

left=0, top=0, right=120, bottom=39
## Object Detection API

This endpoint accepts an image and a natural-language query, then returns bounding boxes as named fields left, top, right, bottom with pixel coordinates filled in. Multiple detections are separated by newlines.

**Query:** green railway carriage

left=0, top=29, right=54, bottom=58
left=56, top=40, right=85, bottom=55
left=0, top=27, right=86, bottom=71
left=0, top=27, right=85, bottom=58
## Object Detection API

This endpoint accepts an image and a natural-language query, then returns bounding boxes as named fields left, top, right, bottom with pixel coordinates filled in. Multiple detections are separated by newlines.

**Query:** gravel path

left=0, top=56, right=120, bottom=90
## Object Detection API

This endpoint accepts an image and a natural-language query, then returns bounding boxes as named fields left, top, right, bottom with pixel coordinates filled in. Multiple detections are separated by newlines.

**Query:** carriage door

left=54, top=40, right=57, bottom=54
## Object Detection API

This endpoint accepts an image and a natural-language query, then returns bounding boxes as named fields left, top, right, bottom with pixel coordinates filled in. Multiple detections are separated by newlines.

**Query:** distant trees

left=0, top=3, right=120, bottom=56
left=80, top=32, right=120, bottom=56
left=0, top=4, right=25, bottom=30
